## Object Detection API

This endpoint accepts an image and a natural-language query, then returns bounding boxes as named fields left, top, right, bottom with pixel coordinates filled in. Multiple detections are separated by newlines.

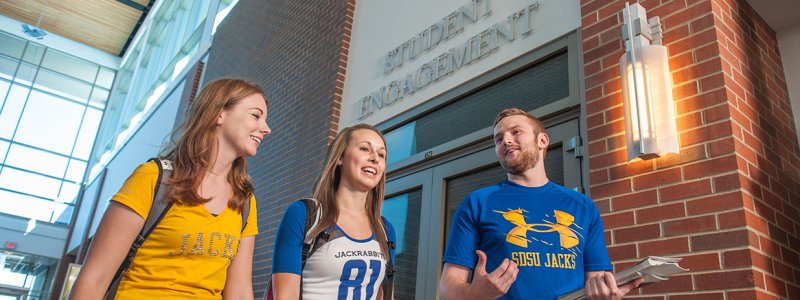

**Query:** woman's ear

left=216, top=112, right=225, bottom=125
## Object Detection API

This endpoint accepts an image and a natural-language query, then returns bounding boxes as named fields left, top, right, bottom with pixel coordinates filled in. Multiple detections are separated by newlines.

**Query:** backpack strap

left=241, top=194, right=250, bottom=232
left=265, top=197, right=321, bottom=300
left=300, top=198, right=328, bottom=265
left=105, top=158, right=173, bottom=299
left=380, top=216, right=395, bottom=300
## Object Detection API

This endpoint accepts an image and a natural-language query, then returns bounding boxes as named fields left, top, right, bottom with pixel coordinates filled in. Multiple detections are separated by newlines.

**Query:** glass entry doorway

left=382, top=119, right=582, bottom=299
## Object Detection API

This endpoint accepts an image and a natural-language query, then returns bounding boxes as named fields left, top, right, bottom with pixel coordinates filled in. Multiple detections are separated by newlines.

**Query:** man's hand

left=585, top=271, right=644, bottom=300
left=469, top=250, right=519, bottom=299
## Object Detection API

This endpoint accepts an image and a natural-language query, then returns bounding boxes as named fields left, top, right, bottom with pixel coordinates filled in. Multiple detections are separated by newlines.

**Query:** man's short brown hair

left=494, top=108, right=545, bottom=134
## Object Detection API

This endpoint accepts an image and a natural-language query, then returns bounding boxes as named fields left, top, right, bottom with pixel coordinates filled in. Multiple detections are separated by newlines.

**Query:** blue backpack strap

left=105, top=158, right=173, bottom=299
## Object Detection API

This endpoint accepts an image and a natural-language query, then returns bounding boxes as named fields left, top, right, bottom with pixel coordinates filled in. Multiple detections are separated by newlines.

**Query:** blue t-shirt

left=443, top=180, right=612, bottom=299
left=273, top=201, right=396, bottom=300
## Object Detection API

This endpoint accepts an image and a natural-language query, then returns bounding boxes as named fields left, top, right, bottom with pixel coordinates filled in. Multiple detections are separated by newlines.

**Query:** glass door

left=382, top=169, right=432, bottom=300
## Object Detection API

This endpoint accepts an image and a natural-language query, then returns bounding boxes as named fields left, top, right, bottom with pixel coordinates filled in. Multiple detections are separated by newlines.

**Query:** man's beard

left=499, top=148, right=539, bottom=175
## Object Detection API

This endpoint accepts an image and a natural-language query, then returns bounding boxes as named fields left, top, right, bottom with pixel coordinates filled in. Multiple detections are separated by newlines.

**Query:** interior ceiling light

left=21, top=0, right=49, bottom=39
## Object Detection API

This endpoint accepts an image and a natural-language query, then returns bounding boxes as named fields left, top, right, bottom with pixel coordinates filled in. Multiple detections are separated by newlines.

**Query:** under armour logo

left=494, top=209, right=583, bottom=249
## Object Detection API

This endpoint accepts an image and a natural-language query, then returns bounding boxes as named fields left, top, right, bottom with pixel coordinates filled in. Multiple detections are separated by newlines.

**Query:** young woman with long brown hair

left=70, top=78, right=271, bottom=299
left=271, top=124, right=395, bottom=300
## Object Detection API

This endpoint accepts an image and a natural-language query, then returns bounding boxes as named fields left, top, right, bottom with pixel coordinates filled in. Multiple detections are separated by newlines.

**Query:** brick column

left=581, top=0, right=800, bottom=299
left=203, top=1, right=354, bottom=298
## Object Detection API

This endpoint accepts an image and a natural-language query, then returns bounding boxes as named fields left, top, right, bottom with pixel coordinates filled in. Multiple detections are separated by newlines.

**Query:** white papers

left=558, top=256, right=688, bottom=300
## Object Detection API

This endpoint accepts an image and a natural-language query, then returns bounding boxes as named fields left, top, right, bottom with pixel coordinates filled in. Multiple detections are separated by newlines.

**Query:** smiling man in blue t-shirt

left=439, top=108, right=643, bottom=300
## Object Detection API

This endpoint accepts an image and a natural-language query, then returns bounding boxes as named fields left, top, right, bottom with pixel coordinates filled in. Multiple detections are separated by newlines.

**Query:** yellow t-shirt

left=111, top=161, right=258, bottom=299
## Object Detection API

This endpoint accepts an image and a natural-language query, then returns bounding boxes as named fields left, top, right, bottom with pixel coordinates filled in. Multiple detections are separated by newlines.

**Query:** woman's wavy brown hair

left=161, top=78, right=267, bottom=212
left=308, top=124, right=390, bottom=257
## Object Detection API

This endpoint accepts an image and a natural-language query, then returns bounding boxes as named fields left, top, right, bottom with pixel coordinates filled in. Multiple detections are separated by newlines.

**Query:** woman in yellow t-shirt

left=70, top=78, right=271, bottom=299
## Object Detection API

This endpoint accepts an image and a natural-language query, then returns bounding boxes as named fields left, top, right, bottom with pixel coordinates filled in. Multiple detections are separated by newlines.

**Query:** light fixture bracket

left=21, top=24, right=47, bottom=39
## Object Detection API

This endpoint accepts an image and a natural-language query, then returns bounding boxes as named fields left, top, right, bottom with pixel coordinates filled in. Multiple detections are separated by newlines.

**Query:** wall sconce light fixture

left=620, top=3, right=679, bottom=160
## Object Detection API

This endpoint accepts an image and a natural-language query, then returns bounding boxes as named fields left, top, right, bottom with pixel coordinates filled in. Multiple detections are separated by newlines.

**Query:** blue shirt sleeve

left=442, top=195, right=480, bottom=269
left=583, top=203, right=613, bottom=272
left=272, top=201, right=307, bottom=274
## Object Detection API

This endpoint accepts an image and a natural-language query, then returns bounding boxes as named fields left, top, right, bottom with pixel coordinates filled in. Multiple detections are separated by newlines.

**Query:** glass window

left=382, top=189, right=422, bottom=300
left=0, top=168, right=61, bottom=200
left=4, top=144, right=69, bottom=178
left=86, top=1, right=206, bottom=182
left=13, top=63, right=37, bottom=86
left=96, top=67, right=116, bottom=89
left=0, top=79, right=10, bottom=108
left=0, top=84, right=30, bottom=139
left=0, top=32, right=26, bottom=59
left=22, top=43, right=45, bottom=65
left=213, top=0, right=240, bottom=34
left=40, top=49, right=99, bottom=84
left=57, top=182, right=80, bottom=204
left=15, top=90, right=85, bottom=155
left=34, top=68, right=93, bottom=102
left=0, top=31, right=113, bottom=225
left=89, top=87, right=110, bottom=109
left=385, top=51, right=570, bottom=163
left=65, top=159, right=87, bottom=183
left=385, top=122, right=416, bottom=165
left=73, top=108, right=102, bottom=160
left=0, top=56, right=18, bottom=80
left=51, top=202, right=74, bottom=224
left=0, top=141, right=8, bottom=163
left=0, top=189, right=55, bottom=221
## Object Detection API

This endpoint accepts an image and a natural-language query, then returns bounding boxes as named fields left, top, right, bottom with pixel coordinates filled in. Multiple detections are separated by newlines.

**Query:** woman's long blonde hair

left=162, top=78, right=267, bottom=212
left=308, top=124, right=390, bottom=257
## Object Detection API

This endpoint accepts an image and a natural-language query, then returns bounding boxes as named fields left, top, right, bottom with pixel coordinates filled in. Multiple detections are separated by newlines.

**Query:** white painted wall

left=777, top=23, right=800, bottom=145
left=0, top=214, right=68, bottom=259
left=341, top=0, right=581, bottom=127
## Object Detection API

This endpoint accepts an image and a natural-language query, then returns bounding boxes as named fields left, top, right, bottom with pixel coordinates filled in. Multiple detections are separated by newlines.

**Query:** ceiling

left=745, top=0, right=800, bottom=32
left=0, top=0, right=154, bottom=56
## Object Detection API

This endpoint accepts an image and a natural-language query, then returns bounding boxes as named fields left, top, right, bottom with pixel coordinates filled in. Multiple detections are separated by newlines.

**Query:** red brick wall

left=581, top=0, right=800, bottom=298
left=203, top=1, right=355, bottom=297
left=330, top=0, right=356, bottom=143
left=711, top=0, right=800, bottom=298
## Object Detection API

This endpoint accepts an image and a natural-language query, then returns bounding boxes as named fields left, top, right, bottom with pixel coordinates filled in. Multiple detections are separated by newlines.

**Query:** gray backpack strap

left=300, top=198, right=324, bottom=266
left=241, top=195, right=250, bottom=232
left=140, top=158, right=173, bottom=235
left=302, top=198, right=322, bottom=243
left=105, top=158, right=173, bottom=299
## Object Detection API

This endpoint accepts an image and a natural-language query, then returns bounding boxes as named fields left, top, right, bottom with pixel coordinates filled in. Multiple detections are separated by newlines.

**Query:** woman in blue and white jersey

left=271, top=124, right=396, bottom=300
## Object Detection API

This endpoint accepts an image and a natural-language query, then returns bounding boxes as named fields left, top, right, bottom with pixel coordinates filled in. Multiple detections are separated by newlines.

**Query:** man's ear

left=537, top=132, right=550, bottom=149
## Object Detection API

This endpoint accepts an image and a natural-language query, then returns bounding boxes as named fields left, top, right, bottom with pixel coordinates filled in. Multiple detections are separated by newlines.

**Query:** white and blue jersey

left=273, top=201, right=396, bottom=300
left=443, top=180, right=612, bottom=299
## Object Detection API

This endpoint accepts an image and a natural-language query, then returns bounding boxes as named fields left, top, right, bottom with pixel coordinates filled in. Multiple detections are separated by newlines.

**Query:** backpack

left=104, top=158, right=250, bottom=299
left=266, top=198, right=395, bottom=300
